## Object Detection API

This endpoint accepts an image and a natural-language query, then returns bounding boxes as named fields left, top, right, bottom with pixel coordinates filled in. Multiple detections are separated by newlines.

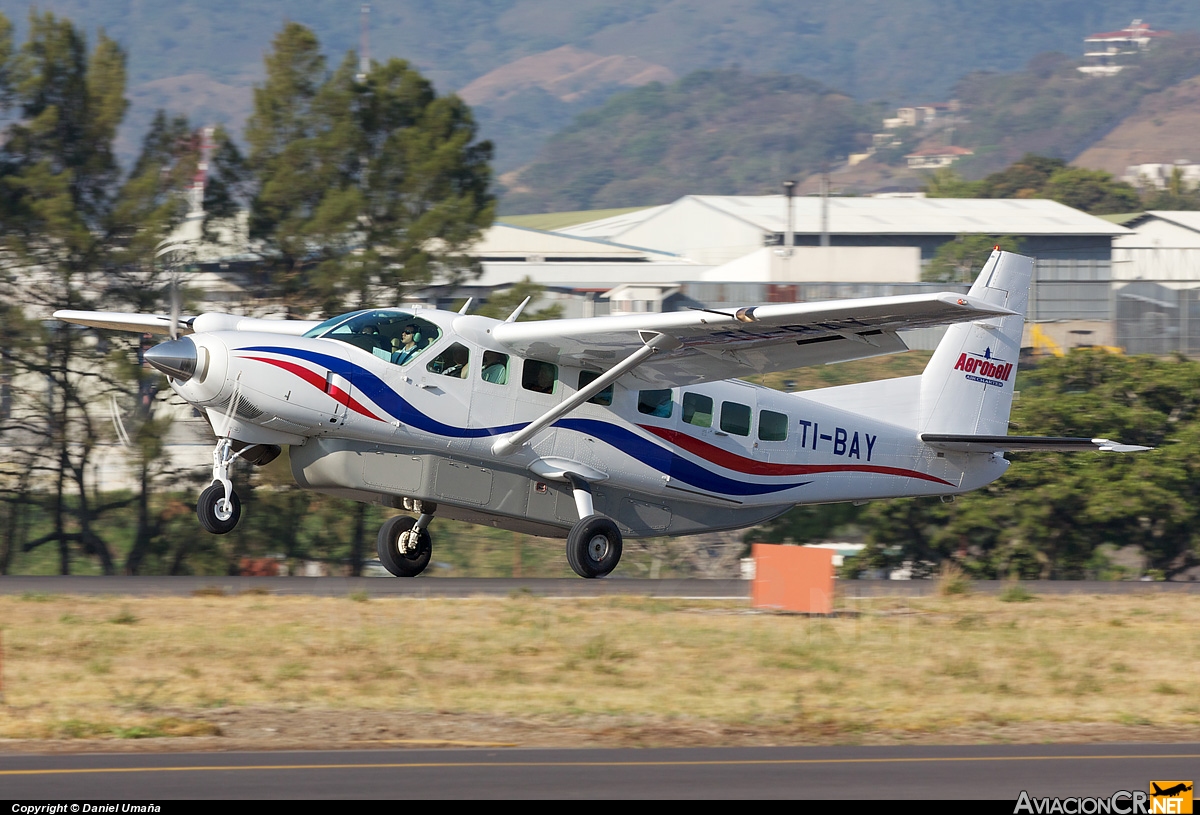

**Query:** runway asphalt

left=0, top=575, right=1196, bottom=598
left=2, top=743, right=1197, bottom=799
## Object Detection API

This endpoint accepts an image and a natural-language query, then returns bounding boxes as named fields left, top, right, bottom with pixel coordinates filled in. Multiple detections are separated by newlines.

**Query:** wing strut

left=491, top=330, right=682, bottom=457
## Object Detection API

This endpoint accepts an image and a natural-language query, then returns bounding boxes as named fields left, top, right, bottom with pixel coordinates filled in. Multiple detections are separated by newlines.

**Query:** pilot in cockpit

left=391, top=325, right=423, bottom=365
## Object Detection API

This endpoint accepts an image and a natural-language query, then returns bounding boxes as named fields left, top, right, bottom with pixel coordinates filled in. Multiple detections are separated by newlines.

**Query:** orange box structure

left=751, top=544, right=835, bottom=614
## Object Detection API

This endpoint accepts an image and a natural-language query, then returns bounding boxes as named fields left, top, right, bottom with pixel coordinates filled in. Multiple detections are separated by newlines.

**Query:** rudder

left=919, top=250, right=1033, bottom=436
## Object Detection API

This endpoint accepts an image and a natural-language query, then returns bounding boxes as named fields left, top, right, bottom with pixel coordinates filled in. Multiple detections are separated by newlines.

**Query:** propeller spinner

left=143, top=337, right=199, bottom=382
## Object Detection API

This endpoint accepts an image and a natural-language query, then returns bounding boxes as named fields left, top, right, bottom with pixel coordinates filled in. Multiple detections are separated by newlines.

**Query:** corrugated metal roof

left=1140, top=210, right=1200, bottom=233
left=469, top=223, right=677, bottom=258
left=555, top=204, right=670, bottom=239
left=498, top=206, right=654, bottom=231
left=601, top=195, right=1133, bottom=236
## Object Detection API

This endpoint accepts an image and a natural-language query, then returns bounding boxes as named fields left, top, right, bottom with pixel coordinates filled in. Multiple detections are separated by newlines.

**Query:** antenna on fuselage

left=458, top=297, right=474, bottom=315
left=505, top=296, right=531, bottom=322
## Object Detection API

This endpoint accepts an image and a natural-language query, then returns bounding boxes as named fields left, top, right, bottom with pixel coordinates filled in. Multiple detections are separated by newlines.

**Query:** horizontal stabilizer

left=920, top=434, right=1152, bottom=453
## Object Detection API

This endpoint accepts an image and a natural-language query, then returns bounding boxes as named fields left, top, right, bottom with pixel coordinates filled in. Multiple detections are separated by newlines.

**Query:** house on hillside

left=1122, top=162, right=1200, bottom=192
left=1079, top=19, right=1170, bottom=76
left=904, top=145, right=974, bottom=169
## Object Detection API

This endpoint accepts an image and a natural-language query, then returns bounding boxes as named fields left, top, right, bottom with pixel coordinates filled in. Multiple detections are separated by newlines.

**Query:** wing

left=921, top=434, right=1152, bottom=453
left=53, top=310, right=188, bottom=335
left=53, top=310, right=321, bottom=337
left=491, top=291, right=1015, bottom=386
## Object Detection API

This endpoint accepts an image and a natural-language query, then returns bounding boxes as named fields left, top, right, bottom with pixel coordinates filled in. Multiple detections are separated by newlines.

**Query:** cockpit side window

left=427, top=343, right=470, bottom=378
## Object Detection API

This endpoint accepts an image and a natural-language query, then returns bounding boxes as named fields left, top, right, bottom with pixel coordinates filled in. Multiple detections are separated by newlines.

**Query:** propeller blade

left=169, top=277, right=181, bottom=341
left=110, top=395, right=131, bottom=447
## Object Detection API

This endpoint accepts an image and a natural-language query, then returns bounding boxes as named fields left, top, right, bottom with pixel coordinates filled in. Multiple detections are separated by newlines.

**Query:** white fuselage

left=167, top=308, right=1007, bottom=531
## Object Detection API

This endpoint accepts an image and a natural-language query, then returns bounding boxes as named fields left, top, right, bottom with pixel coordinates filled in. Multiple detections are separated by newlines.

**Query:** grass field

left=0, top=588, right=1196, bottom=748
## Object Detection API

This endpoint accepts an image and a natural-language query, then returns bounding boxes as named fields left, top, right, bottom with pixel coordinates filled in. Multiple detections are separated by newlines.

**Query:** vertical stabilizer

left=919, top=250, right=1033, bottom=436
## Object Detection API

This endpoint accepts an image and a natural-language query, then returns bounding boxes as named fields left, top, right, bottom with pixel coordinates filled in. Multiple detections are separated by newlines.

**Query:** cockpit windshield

left=304, top=309, right=441, bottom=366
left=302, top=310, right=373, bottom=339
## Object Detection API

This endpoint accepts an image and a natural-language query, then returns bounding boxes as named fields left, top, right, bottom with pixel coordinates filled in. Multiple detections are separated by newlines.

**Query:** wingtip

left=942, top=292, right=1018, bottom=317
left=1093, top=438, right=1153, bottom=453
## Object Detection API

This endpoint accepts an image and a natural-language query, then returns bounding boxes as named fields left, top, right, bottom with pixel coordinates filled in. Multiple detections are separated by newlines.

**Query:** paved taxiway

left=1, top=576, right=1197, bottom=598
left=2, top=744, right=1197, bottom=799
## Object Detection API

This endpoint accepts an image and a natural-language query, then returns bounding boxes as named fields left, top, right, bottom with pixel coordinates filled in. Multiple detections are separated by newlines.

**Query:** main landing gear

left=376, top=499, right=435, bottom=577
left=564, top=475, right=622, bottom=579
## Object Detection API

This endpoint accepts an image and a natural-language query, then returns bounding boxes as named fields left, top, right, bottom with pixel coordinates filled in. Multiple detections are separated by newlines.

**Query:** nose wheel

left=197, top=438, right=246, bottom=534
left=198, top=483, right=241, bottom=534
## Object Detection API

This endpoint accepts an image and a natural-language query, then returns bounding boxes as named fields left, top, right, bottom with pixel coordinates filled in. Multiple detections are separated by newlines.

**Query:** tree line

left=0, top=12, right=1194, bottom=580
left=751, top=352, right=1199, bottom=581
left=0, top=13, right=493, bottom=575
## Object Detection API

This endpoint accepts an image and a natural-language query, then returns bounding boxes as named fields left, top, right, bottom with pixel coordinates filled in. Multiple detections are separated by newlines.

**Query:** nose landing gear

left=198, top=482, right=241, bottom=534
left=196, top=438, right=251, bottom=535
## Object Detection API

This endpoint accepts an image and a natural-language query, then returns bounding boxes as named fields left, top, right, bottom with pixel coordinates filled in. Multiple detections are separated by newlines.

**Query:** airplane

left=54, top=250, right=1149, bottom=578
left=1152, top=783, right=1193, bottom=797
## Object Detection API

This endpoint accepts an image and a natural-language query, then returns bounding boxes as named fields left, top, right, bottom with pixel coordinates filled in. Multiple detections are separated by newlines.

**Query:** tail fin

left=919, top=251, right=1033, bottom=436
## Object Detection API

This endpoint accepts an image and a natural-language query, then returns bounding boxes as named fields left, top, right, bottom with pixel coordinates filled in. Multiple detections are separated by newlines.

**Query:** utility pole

left=782, top=180, right=796, bottom=256
left=357, top=4, right=371, bottom=83
left=820, top=166, right=830, bottom=248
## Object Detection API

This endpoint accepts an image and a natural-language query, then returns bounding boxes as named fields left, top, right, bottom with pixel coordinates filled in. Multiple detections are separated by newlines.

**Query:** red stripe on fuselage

left=239, top=355, right=384, bottom=422
left=640, top=425, right=953, bottom=486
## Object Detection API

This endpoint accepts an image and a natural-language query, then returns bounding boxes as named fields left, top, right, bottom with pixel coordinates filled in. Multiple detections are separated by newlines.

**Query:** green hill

left=500, top=69, right=875, bottom=213
left=501, top=33, right=1200, bottom=211
left=8, top=2, right=1200, bottom=175
left=951, top=32, right=1200, bottom=176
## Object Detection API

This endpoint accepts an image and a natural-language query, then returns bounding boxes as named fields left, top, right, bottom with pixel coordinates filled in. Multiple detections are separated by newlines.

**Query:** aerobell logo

left=954, top=347, right=1013, bottom=388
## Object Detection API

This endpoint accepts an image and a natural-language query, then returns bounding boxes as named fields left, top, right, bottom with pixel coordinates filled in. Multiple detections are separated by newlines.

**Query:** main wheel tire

left=566, top=514, right=622, bottom=578
left=198, top=483, right=241, bottom=534
left=376, top=515, right=432, bottom=577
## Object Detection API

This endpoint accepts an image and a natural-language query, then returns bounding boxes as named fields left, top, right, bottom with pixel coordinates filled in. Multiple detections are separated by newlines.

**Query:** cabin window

left=522, top=359, right=558, bottom=394
left=720, top=401, right=751, bottom=436
left=637, top=389, right=673, bottom=418
left=682, top=392, right=713, bottom=427
left=427, top=343, right=470, bottom=379
left=759, top=409, right=788, bottom=441
left=578, top=371, right=613, bottom=406
left=480, top=351, right=508, bottom=384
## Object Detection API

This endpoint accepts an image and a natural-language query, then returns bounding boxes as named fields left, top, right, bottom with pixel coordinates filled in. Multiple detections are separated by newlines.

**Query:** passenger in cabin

left=431, top=344, right=469, bottom=378
left=480, top=351, right=508, bottom=384
left=523, top=360, right=556, bottom=394
left=444, top=346, right=468, bottom=378
left=638, top=388, right=673, bottom=418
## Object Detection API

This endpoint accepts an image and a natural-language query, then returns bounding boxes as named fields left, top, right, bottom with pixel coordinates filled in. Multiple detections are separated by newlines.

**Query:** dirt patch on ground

left=2, top=708, right=1198, bottom=754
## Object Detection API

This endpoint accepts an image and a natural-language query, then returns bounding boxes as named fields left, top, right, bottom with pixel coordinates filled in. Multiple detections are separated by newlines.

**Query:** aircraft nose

left=144, top=337, right=199, bottom=382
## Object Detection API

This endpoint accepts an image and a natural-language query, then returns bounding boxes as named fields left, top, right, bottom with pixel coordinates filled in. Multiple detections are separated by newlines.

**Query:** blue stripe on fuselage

left=241, top=346, right=806, bottom=496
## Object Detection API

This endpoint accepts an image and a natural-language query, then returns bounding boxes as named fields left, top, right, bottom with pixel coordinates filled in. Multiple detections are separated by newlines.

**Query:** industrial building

left=1110, top=211, right=1200, bottom=355
left=491, top=195, right=1130, bottom=347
